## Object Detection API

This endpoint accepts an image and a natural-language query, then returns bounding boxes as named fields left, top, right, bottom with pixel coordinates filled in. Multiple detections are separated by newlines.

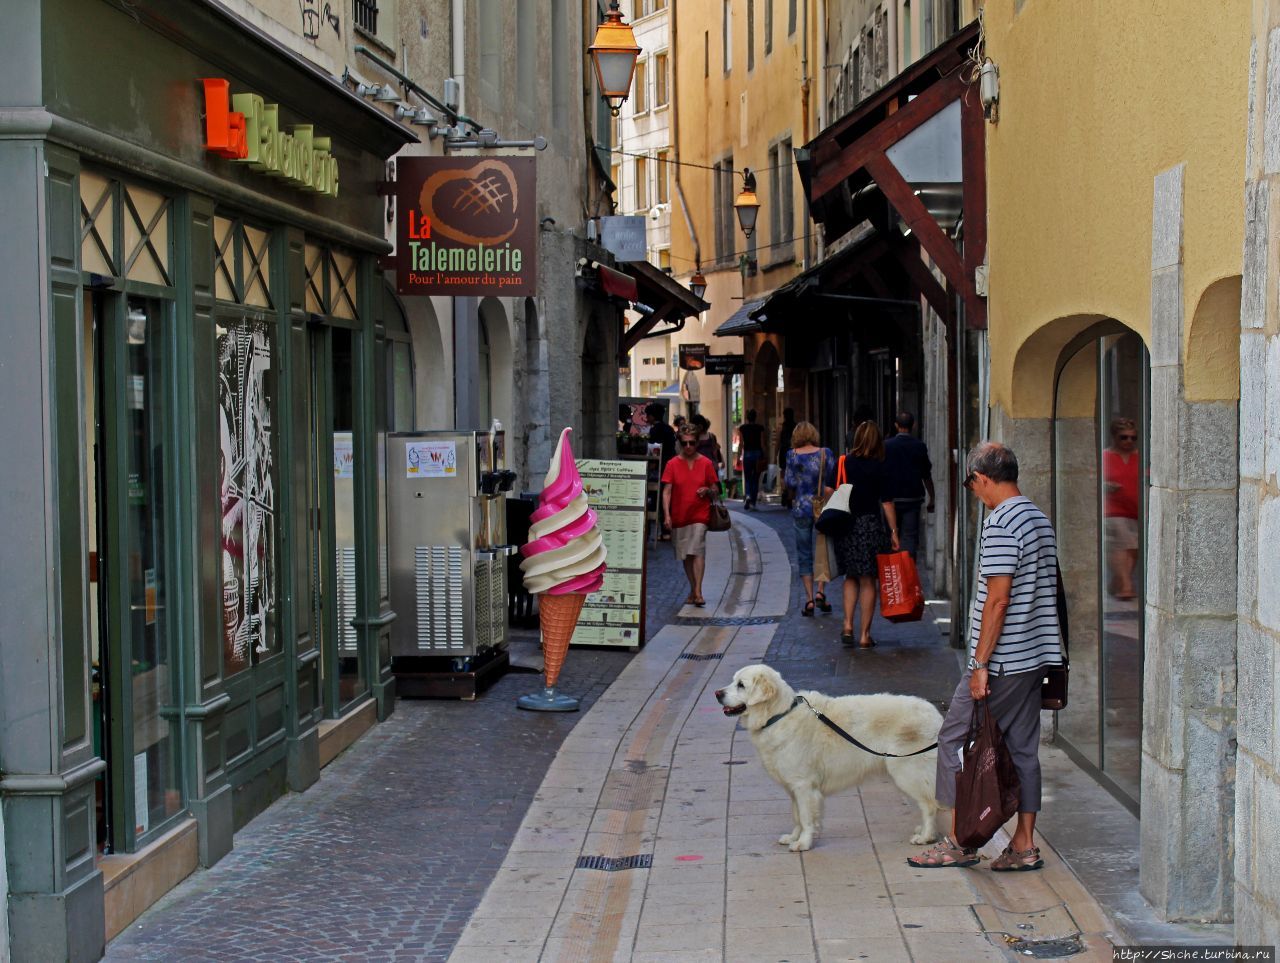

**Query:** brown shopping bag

left=877, top=551, right=925, bottom=622
left=954, top=701, right=1022, bottom=849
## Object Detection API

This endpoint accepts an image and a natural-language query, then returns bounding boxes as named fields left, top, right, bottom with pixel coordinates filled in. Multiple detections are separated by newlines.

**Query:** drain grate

left=678, top=652, right=725, bottom=661
left=576, top=854, right=653, bottom=872
left=1001, top=936, right=1085, bottom=958
left=675, top=615, right=784, bottom=626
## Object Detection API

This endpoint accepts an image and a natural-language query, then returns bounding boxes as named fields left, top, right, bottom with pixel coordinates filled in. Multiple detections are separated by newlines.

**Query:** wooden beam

left=864, top=153, right=971, bottom=304
left=810, top=70, right=967, bottom=203
left=619, top=299, right=680, bottom=364
left=891, top=239, right=949, bottom=321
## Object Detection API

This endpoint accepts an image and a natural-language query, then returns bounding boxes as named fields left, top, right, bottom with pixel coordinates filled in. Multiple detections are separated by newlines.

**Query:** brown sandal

left=990, top=845, right=1044, bottom=871
left=906, top=837, right=979, bottom=868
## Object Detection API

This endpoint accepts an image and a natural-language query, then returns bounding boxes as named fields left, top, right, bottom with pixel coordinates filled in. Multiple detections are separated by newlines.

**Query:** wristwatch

left=966, top=656, right=988, bottom=671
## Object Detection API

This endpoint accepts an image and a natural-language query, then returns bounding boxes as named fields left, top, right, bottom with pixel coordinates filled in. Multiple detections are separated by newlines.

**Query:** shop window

left=79, top=174, right=172, bottom=287
left=304, top=242, right=360, bottom=320
left=1052, top=326, right=1149, bottom=811
left=213, top=216, right=273, bottom=308
left=217, top=314, right=278, bottom=675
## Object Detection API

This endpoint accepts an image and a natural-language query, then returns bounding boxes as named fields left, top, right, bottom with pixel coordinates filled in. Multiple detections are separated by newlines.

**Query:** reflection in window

left=1052, top=328, right=1147, bottom=809
left=217, top=316, right=277, bottom=674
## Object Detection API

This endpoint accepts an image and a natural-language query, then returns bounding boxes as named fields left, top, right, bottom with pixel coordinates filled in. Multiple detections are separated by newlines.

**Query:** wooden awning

left=616, top=260, right=709, bottom=363
left=799, top=22, right=985, bottom=328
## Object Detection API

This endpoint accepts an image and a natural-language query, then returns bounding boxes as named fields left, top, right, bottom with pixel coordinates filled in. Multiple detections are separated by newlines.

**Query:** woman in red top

left=1103, top=417, right=1141, bottom=600
left=662, top=427, right=719, bottom=606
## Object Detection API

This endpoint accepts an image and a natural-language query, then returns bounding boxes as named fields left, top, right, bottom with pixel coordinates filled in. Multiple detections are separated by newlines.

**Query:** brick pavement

left=104, top=540, right=691, bottom=963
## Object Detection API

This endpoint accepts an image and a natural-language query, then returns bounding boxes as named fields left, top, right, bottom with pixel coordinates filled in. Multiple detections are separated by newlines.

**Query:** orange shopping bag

left=877, top=551, right=925, bottom=622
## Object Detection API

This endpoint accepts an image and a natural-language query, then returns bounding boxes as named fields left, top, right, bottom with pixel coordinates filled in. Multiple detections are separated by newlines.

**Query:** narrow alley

left=101, top=506, right=1202, bottom=962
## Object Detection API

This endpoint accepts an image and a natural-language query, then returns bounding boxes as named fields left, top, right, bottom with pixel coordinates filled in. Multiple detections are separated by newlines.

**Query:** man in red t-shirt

left=1103, top=417, right=1141, bottom=600
left=662, top=427, right=719, bottom=607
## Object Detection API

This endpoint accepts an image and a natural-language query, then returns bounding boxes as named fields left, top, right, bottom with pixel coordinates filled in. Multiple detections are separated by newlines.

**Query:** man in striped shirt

left=909, top=441, right=1064, bottom=871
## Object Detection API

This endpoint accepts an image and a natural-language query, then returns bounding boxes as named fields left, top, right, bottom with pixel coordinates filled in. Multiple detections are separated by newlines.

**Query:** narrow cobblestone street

left=105, top=504, right=1136, bottom=962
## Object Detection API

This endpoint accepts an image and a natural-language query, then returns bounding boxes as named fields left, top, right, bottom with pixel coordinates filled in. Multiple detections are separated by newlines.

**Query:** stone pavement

left=104, top=501, right=1212, bottom=961
left=449, top=511, right=1123, bottom=962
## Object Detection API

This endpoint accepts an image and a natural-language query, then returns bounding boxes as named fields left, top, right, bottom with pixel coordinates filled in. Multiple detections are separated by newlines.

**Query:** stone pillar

left=1235, top=14, right=1280, bottom=940
left=1139, top=164, right=1238, bottom=922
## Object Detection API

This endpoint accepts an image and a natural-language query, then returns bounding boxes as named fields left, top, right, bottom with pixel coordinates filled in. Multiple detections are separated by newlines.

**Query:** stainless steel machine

left=387, top=426, right=517, bottom=687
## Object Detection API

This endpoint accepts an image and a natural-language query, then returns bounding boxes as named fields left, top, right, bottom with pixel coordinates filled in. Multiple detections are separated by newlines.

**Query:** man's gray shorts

left=935, top=668, right=1045, bottom=813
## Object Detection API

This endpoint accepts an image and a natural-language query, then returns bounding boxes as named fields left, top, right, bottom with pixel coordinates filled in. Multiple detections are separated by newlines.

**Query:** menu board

left=571, top=459, right=649, bottom=649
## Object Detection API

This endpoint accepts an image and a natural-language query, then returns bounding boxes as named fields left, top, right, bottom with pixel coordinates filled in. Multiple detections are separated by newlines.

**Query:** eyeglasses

left=681, top=440, right=698, bottom=447
left=963, top=471, right=977, bottom=490
left=1118, top=434, right=1137, bottom=441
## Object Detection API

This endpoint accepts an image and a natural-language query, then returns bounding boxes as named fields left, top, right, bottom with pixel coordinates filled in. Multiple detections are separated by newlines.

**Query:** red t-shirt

left=662, top=454, right=718, bottom=527
left=1103, top=448, right=1140, bottom=519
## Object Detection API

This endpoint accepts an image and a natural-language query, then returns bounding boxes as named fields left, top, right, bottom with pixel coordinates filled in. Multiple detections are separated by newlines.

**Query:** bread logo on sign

left=418, top=160, right=521, bottom=247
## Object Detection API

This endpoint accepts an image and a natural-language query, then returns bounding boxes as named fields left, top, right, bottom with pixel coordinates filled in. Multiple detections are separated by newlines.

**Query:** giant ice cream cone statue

left=517, top=428, right=606, bottom=711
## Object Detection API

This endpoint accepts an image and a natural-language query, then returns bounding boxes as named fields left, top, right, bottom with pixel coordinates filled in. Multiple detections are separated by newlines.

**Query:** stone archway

left=404, top=295, right=449, bottom=429
left=477, top=297, right=513, bottom=433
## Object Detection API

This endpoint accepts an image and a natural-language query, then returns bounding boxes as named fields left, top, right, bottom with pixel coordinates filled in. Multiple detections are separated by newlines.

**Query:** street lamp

left=689, top=268, right=707, bottom=301
left=733, top=169, right=761, bottom=239
left=589, top=1, right=642, bottom=117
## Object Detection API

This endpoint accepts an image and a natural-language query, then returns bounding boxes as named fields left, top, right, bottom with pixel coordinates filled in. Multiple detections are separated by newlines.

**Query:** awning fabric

left=714, top=297, right=768, bottom=337
left=655, top=381, right=681, bottom=397
left=599, top=264, right=639, bottom=301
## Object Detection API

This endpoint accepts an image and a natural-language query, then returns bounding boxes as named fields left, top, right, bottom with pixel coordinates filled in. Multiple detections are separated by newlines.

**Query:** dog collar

left=760, top=695, right=804, bottom=730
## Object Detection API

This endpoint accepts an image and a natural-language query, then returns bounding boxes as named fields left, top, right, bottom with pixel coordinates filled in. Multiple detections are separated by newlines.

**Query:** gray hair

left=967, top=441, right=1019, bottom=483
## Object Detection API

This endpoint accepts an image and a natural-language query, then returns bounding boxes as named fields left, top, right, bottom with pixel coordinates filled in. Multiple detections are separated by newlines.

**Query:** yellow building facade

left=981, top=0, right=1250, bottom=925
left=670, top=0, right=821, bottom=457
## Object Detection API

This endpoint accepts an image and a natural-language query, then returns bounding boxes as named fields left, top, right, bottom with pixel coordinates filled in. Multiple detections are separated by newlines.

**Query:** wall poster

left=571, top=459, right=648, bottom=649
left=217, top=316, right=277, bottom=674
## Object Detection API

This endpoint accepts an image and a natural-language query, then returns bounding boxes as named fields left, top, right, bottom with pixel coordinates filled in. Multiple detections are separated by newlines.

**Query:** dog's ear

left=746, top=670, right=777, bottom=707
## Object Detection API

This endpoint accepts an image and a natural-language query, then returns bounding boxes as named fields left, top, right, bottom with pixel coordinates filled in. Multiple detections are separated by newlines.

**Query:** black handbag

left=1042, top=562, right=1070, bottom=710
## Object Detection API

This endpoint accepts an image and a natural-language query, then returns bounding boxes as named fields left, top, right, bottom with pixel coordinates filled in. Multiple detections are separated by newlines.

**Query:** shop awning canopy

left=599, top=264, right=639, bottom=301
left=714, top=297, right=768, bottom=337
left=744, top=224, right=950, bottom=335
left=798, top=21, right=985, bottom=328
left=617, top=260, right=710, bottom=364
left=655, top=381, right=681, bottom=398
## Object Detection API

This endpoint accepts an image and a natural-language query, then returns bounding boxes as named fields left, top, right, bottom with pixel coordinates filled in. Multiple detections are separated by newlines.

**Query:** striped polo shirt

left=968, top=495, right=1064, bottom=675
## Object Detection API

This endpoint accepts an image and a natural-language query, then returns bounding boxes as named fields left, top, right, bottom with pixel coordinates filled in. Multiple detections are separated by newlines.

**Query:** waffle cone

left=538, top=592, right=586, bottom=687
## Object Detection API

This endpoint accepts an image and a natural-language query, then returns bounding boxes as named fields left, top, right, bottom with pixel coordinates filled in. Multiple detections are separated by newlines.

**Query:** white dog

left=715, top=664, right=942, bottom=852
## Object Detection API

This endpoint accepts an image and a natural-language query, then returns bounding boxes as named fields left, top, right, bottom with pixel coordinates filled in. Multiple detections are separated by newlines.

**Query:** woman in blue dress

left=783, top=421, right=837, bottom=616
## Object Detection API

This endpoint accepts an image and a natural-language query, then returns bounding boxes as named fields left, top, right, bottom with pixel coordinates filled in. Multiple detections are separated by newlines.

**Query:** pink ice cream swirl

left=520, top=428, right=607, bottom=595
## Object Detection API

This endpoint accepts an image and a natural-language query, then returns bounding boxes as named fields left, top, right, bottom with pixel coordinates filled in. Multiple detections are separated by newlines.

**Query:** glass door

left=309, top=324, right=367, bottom=715
left=95, top=294, right=184, bottom=851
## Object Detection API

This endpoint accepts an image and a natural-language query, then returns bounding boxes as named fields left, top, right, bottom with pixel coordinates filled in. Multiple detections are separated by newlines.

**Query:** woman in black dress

left=834, top=421, right=899, bottom=647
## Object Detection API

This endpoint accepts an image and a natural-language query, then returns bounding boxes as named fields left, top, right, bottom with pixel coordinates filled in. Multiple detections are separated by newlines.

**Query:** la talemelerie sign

left=394, top=156, right=537, bottom=296
left=201, top=78, right=340, bottom=197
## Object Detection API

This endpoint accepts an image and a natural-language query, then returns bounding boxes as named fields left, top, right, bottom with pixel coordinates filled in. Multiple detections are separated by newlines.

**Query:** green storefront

left=0, top=1, right=415, bottom=958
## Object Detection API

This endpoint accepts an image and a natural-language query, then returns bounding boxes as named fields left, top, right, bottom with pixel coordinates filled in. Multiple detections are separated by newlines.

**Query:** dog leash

left=760, top=695, right=804, bottom=730
left=796, top=696, right=938, bottom=758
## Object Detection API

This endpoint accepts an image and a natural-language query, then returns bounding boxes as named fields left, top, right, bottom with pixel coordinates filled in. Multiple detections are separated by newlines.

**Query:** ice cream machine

left=387, top=426, right=517, bottom=661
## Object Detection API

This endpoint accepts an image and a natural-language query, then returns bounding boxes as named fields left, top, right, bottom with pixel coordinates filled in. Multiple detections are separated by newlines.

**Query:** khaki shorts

left=1105, top=516, right=1140, bottom=551
left=672, top=523, right=708, bottom=560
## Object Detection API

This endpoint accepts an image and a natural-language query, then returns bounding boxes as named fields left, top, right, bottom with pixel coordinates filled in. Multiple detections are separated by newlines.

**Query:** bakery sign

left=200, top=78, right=340, bottom=197
left=394, top=156, right=537, bottom=296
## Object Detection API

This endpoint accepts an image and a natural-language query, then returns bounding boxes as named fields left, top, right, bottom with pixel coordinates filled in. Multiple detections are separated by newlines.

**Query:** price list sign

left=571, top=459, right=649, bottom=649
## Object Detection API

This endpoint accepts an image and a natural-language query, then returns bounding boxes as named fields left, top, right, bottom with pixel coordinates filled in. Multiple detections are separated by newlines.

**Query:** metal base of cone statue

left=517, top=686, right=581, bottom=712
left=518, top=592, right=586, bottom=712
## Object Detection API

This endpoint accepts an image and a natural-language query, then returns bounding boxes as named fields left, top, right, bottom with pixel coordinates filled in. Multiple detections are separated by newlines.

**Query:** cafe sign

left=201, top=78, right=340, bottom=197
left=394, top=156, right=537, bottom=296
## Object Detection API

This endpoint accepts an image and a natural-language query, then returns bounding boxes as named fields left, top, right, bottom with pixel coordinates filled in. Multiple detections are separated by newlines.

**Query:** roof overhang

left=714, top=297, right=768, bottom=337
left=617, top=261, right=710, bottom=363
left=801, top=21, right=985, bottom=329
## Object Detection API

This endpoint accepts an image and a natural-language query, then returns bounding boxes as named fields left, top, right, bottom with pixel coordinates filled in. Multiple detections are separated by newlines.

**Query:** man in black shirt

left=647, top=403, right=678, bottom=537
left=883, top=411, right=935, bottom=562
left=737, top=409, right=767, bottom=509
